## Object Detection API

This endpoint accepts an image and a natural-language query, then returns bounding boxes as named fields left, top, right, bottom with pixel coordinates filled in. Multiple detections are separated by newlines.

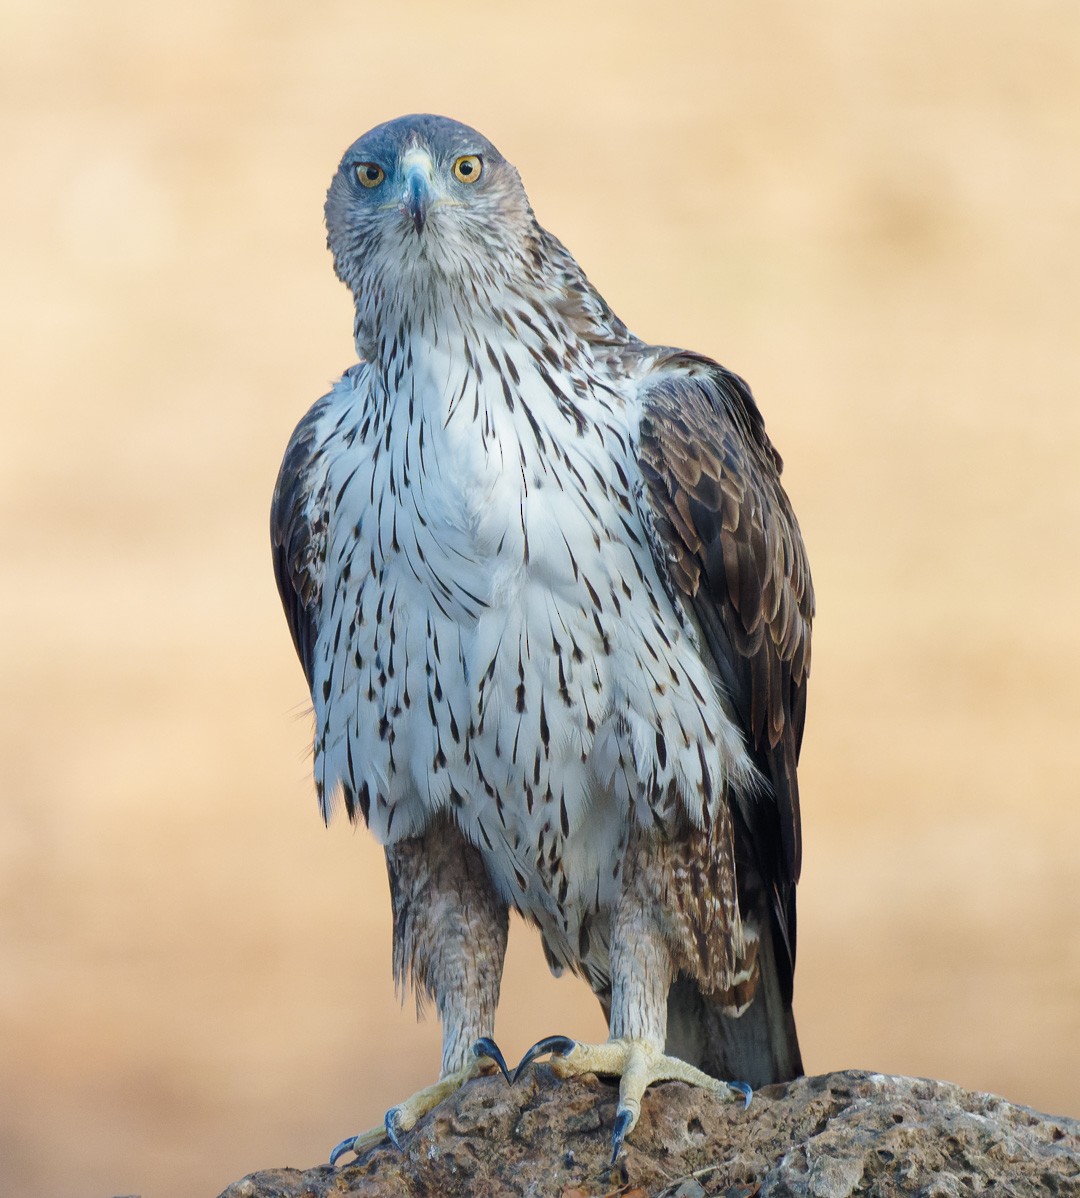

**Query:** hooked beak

left=400, top=151, right=434, bottom=236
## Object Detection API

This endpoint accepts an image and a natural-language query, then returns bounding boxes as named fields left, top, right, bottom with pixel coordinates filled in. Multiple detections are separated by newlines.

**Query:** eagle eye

left=452, top=155, right=483, bottom=184
left=356, top=163, right=385, bottom=189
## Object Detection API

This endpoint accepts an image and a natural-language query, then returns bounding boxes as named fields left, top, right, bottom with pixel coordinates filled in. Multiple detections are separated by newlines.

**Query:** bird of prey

left=271, top=113, right=813, bottom=1164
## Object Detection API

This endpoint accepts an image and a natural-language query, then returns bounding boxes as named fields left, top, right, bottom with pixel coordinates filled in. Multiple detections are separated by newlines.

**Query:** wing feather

left=636, top=351, right=813, bottom=992
left=269, top=394, right=334, bottom=688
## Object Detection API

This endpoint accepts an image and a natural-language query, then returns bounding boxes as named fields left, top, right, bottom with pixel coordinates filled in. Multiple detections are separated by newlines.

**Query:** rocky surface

left=218, top=1068, right=1079, bottom=1198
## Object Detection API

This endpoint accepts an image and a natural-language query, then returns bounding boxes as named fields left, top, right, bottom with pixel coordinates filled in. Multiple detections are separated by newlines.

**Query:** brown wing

left=270, top=394, right=334, bottom=689
left=636, top=350, right=813, bottom=995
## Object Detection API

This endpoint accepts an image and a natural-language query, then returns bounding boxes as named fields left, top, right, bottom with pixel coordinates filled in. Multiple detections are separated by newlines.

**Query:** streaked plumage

left=272, top=114, right=813, bottom=1149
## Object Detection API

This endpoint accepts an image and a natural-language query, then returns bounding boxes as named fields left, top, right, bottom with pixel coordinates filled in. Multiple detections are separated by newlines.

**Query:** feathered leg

left=514, top=819, right=753, bottom=1163
left=330, top=813, right=509, bottom=1164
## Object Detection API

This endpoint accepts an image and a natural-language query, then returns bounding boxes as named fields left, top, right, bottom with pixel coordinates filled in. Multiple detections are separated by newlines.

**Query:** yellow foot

left=329, top=1037, right=511, bottom=1165
left=513, top=1034, right=752, bottom=1163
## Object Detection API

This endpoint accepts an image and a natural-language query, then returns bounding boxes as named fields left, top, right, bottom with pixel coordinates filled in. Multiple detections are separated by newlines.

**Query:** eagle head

left=325, top=114, right=539, bottom=345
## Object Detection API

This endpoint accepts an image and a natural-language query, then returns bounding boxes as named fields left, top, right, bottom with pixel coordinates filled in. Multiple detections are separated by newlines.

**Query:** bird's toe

left=512, top=1034, right=578, bottom=1083
left=472, top=1036, right=513, bottom=1084
left=384, top=1104, right=412, bottom=1151
left=609, top=1106, right=636, bottom=1165
left=328, top=1135, right=358, bottom=1167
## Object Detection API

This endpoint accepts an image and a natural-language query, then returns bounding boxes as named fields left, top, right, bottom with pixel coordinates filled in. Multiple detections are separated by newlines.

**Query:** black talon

left=609, top=1107, right=634, bottom=1164
left=384, top=1108, right=406, bottom=1151
left=472, top=1036, right=512, bottom=1084
left=511, top=1034, right=577, bottom=1083
left=329, top=1135, right=358, bottom=1167
left=729, top=1080, right=753, bottom=1109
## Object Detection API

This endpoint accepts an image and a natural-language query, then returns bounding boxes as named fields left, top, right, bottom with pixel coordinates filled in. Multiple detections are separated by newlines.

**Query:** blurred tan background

left=2, top=1, right=1078, bottom=1195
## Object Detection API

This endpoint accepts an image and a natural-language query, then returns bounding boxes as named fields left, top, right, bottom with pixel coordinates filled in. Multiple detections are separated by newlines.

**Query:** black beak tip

left=402, top=173, right=429, bottom=236
left=400, top=200, right=425, bottom=236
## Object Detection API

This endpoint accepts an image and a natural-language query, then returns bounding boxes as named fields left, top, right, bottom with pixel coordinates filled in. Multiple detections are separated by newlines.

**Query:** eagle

left=271, top=114, right=813, bottom=1164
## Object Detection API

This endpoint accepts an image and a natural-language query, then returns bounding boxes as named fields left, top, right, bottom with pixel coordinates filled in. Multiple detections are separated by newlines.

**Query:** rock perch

left=218, top=1068, right=1078, bottom=1197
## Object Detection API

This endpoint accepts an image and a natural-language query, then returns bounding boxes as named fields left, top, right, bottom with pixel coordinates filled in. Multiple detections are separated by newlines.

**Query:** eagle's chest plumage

left=309, top=322, right=745, bottom=977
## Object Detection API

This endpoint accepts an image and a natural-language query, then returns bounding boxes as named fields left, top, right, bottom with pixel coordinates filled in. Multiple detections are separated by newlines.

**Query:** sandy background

left=2, top=1, right=1078, bottom=1195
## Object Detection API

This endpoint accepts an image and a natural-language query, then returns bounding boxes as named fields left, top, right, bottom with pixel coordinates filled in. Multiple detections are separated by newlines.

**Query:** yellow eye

left=452, top=155, right=483, bottom=184
left=356, top=163, right=385, bottom=189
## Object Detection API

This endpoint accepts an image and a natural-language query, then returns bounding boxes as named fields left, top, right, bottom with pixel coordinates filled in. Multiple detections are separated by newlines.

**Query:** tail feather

left=665, top=913, right=802, bottom=1088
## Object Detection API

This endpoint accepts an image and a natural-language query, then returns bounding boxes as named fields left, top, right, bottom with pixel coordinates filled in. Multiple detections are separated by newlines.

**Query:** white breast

left=306, top=329, right=755, bottom=975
